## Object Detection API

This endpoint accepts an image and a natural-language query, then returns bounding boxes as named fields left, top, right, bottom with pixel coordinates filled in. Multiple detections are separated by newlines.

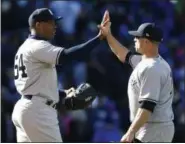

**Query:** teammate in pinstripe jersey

left=98, top=10, right=174, bottom=143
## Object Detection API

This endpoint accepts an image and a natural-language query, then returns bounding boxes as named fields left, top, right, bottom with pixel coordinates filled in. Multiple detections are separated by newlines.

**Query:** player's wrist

left=127, top=128, right=136, bottom=135
left=98, top=30, right=112, bottom=40
left=98, top=31, right=105, bottom=40
left=106, top=32, right=112, bottom=39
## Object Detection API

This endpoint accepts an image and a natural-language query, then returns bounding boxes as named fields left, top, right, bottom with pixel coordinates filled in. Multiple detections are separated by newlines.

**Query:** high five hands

left=98, top=10, right=112, bottom=38
left=98, top=10, right=112, bottom=39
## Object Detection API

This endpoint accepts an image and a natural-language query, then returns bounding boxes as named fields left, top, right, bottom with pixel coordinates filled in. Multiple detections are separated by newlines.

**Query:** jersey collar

left=28, top=34, right=49, bottom=41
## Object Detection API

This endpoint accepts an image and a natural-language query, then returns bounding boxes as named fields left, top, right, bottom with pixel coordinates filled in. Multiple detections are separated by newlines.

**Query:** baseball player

left=12, top=8, right=108, bottom=142
left=99, top=11, right=174, bottom=142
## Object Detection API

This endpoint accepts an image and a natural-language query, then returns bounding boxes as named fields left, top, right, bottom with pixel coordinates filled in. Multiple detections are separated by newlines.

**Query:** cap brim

left=128, top=30, right=142, bottom=37
left=55, top=16, right=63, bottom=21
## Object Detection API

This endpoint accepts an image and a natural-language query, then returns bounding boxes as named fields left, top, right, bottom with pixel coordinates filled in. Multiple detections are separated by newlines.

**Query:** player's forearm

left=58, top=35, right=101, bottom=64
left=106, top=33, right=129, bottom=63
left=127, top=108, right=151, bottom=134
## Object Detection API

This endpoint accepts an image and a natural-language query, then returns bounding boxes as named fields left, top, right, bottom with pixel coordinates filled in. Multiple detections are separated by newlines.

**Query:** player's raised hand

left=98, top=10, right=110, bottom=39
left=98, top=10, right=111, bottom=38
left=98, top=21, right=111, bottom=37
left=101, top=10, right=110, bottom=26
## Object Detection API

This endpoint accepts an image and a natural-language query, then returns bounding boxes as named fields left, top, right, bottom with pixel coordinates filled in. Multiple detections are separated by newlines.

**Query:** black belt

left=23, top=95, right=58, bottom=110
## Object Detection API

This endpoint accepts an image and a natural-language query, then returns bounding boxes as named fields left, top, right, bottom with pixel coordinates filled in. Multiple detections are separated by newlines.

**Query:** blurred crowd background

left=1, top=0, right=185, bottom=142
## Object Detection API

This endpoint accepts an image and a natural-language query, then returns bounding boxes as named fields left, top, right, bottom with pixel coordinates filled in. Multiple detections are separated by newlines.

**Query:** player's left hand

left=120, top=131, right=135, bottom=143
left=64, top=83, right=97, bottom=110
left=65, top=87, right=76, bottom=97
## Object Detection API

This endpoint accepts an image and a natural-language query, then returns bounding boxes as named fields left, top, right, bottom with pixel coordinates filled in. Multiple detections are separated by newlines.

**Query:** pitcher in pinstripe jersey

left=12, top=8, right=109, bottom=142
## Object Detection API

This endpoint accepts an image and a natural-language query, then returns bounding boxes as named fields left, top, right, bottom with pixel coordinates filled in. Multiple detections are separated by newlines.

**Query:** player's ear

left=35, top=22, right=41, bottom=29
left=145, top=39, right=149, bottom=44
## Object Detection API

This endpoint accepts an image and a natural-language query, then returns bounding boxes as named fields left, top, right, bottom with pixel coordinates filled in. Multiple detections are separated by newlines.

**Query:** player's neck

left=143, top=47, right=159, bottom=59
left=30, top=30, right=42, bottom=37
left=30, top=30, right=48, bottom=41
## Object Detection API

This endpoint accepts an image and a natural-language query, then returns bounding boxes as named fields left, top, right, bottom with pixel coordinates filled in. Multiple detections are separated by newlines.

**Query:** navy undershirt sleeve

left=57, top=35, right=101, bottom=65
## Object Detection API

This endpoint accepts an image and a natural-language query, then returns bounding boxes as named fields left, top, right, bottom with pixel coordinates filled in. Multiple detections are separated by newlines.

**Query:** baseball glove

left=64, top=83, right=97, bottom=110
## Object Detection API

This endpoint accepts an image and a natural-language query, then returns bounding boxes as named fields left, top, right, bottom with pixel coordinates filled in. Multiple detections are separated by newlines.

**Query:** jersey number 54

left=14, top=54, right=28, bottom=80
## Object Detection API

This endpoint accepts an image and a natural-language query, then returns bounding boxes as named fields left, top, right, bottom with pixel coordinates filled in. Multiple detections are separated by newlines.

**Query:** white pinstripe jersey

left=127, top=53, right=174, bottom=122
left=14, top=38, right=63, bottom=102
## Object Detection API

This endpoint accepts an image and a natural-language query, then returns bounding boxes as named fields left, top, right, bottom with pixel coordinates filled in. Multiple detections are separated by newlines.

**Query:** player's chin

left=136, top=47, right=142, bottom=54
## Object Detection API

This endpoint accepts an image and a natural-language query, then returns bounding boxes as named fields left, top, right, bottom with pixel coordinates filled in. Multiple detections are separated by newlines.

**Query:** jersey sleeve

left=125, top=51, right=142, bottom=68
left=138, top=67, right=161, bottom=104
left=31, top=41, right=64, bottom=64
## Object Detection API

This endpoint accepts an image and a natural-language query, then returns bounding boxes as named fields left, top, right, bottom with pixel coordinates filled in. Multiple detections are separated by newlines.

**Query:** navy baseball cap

left=28, top=8, right=62, bottom=27
left=128, top=23, right=163, bottom=42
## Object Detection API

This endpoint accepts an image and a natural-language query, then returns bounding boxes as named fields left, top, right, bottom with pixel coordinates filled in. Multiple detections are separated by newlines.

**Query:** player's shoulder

left=19, top=38, right=47, bottom=48
left=16, top=38, right=50, bottom=56
left=29, top=38, right=51, bottom=47
left=151, top=55, right=171, bottom=72
left=16, top=39, right=31, bottom=54
left=126, top=51, right=142, bottom=68
left=139, top=56, right=171, bottom=77
left=137, top=57, right=155, bottom=70
left=27, top=39, right=53, bottom=52
left=137, top=56, right=161, bottom=76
